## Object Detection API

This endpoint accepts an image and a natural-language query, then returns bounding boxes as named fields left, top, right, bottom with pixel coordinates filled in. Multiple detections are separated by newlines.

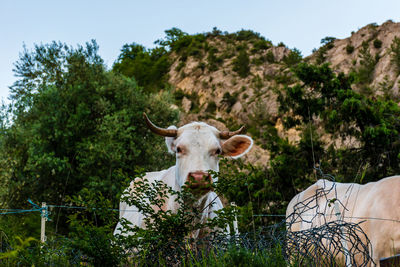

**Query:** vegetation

left=356, top=41, right=379, bottom=84
left=345, top=44, right=355, bottom=54
left=113, top=44, right=170, bottom=92
left=1, top=41, right=178, bottom=233
left=232, top=49, right=250, bottom=78
left=1, top=24, right=400, bottom=265
left=390, top=36, right=400, bottom=73
left=373, top=39, right=382, bottom=49
left=282, top=48, right=302, bottom=67
left=278, top=63, right=400, bottom=181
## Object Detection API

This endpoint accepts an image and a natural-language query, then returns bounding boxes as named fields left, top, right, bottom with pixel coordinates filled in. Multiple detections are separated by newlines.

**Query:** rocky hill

left=166, top=21, right=400, bottom=165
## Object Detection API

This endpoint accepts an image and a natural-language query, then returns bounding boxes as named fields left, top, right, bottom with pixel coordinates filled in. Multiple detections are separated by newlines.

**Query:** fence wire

left=284, top=169, right=374, bottom=266
left=0, top=170, right=382, bottom=266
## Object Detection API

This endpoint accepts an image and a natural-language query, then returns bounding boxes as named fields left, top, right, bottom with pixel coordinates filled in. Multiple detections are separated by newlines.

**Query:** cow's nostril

left=188, top=172, right=211, bottom=182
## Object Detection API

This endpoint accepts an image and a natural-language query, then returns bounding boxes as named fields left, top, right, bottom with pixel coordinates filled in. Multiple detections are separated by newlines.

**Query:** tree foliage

left=278, top=63, right=400, bottom=181
left=113, top=43, right=170, bottom=92
left=0, top=41, right=178, bottom=228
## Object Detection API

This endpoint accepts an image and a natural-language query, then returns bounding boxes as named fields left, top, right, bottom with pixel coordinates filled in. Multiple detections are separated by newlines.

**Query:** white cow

left=286, top=177, right=400, bottom=266
left=114, top=113, right=253, bottom=238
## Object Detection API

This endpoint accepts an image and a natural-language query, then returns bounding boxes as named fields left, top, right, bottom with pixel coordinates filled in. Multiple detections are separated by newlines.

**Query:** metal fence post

left=231, top=202, right=239, bottom=237
left=40, top=202, right=47, bottom=244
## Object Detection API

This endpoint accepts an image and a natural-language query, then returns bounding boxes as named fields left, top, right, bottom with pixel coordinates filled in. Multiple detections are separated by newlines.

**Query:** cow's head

left=144, top=113, right=253, bottom=191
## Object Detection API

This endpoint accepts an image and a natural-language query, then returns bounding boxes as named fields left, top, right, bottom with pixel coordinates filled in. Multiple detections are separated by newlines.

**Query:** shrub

left=207, top=46, right=223, bottom=71
left=357, top=41, right=378, bottom=84
left=373, top=39, right=382, bottom=49
left=390, top=36, right=400, bottom=73
left=232, top=50, right=250, bottom=78
left=221, top=92, right=239, bottom=112
left=266, top=51, right=275, bottom=63
left=346, top=44, right=355, bottom=54
left=282, top=48, right=302, bottom=67
left=205, top=101, right=217, bottom=113
left=321, top=36, right=336, bottom=49
left=115, top=177, right=234, bottom=265
left=251, top=39, right=272, bottom=53
left=315, top=46, right=327, bottom=65
left=175, top=61, right=185, bottom=72
left=113, top=44, right=171, bottom=92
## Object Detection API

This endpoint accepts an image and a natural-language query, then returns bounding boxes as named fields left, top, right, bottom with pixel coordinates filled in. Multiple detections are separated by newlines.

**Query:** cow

left=286, top=177, right=400, bottom=266
left=114, top=113, right=253, bottom=239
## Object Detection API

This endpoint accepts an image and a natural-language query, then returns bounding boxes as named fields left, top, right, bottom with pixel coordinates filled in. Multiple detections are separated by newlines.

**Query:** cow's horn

left=143, top=113, right=178, bottom=137
left=219, top=126, right=246, bottom=139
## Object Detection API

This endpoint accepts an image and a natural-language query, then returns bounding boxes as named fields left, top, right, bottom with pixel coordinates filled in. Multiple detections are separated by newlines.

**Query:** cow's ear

left=221, top=135, right=253, bottom=159
left=165, top=126, right=177, bottom=154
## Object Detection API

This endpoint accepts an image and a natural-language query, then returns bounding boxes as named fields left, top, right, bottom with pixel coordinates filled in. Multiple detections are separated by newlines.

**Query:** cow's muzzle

left=186, top=171, right=213, bottom=192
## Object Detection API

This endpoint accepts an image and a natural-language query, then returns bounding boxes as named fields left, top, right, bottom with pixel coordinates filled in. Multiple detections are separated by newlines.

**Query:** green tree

left=113, top=43, right=170, bottom=92
left=390, top=36, right=400, bottom=73
left=278, top=63, right=400, bottom=181
left=282, top=48, right=302, bottom=67
left=1, top=41, right=178, bottom=232
left=233, top=49, right=250, bottom=78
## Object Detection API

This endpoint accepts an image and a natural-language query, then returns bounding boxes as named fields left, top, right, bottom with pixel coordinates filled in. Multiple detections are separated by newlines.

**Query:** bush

left=113, top=44, right=170, bottom=92
left=390, top=36, right=400, bottom=73
left=346, top=44, right=355, bottom=54
left=321, top=36, right=336, bottom=49
left=251, top=39, right=272, bottom=53
left=207, top=47, right=223, bottom=71
left=232, top=49, right=250, bottom=78
left=205, top=101, right=217, bottom=113
left=266, top=51, right=275, bottom=63
left=373, top=39, right=382, bottom=49
left=282, top=48, right=302, bottom=67
left=221, top=92, right=238, bottom=112
left=357, top=41, right=378, bottom=84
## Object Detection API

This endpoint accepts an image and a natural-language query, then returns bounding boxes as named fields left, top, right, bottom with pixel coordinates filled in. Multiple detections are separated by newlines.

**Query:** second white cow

left=114, top=113, right=253, bottom=238
left=286, top=177, right=400, bottom=266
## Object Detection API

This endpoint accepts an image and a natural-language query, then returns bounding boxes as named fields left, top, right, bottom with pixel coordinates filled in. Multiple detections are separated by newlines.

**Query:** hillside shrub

left=373, top=39, right=382, bottom=49
left=205, top=101, right=217, bottom=113
left=282, top=48, right=302, bottom=67
left=346, top=44, right=355, bottom=54
left=175, top=61, right=186, bottom=72
left=221, top=92, right=239, bottom=113
left=390, top=36, right=400, bottom=73
left=266, top=51, right=275, bottom=63
left=251, top=39, right=272, bottom=53
left=315, top=46, right=327, bottom=65
left=207, top=46, right=223, bottom=71
left=321, top=36, right=336, bottom=50
left=357, top=41, right=378, bottom=84
left=232, top=50, right=250, bottom=78
left=113, top=44, right=170, bottom=92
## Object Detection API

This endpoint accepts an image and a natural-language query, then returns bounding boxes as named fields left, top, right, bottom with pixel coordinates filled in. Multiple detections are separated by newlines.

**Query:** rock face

left=309, top=20, right=400, bottom=96
left=166, top=21, right=400, bottom=165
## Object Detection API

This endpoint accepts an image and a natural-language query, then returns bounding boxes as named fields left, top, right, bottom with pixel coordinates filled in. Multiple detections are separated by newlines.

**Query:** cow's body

left=286, top=177, right=400, bottom=266
left=114, top=166, right=225, bottom=237
left=114, top=115, right=253, bottom=238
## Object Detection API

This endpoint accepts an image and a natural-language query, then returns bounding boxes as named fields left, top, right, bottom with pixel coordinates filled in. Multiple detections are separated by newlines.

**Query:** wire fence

left=1, top=177, right=399, bottom=266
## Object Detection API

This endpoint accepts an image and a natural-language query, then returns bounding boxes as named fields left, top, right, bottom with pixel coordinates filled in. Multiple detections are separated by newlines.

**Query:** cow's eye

left=215, top=148, right=222, bottom=155
left=176, top=146, right=183, bottom=153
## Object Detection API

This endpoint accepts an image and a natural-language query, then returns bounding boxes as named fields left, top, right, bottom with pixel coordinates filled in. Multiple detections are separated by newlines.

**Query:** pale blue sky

left=1, top=0, right=400, bottom=103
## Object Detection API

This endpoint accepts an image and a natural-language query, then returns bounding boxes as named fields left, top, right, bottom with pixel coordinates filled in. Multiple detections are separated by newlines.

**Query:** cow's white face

left=164, top=122, right=253, bottom=190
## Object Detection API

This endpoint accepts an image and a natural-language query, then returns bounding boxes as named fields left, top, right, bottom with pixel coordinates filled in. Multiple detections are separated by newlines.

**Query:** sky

left=1, top=0, right=400, bottom=103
